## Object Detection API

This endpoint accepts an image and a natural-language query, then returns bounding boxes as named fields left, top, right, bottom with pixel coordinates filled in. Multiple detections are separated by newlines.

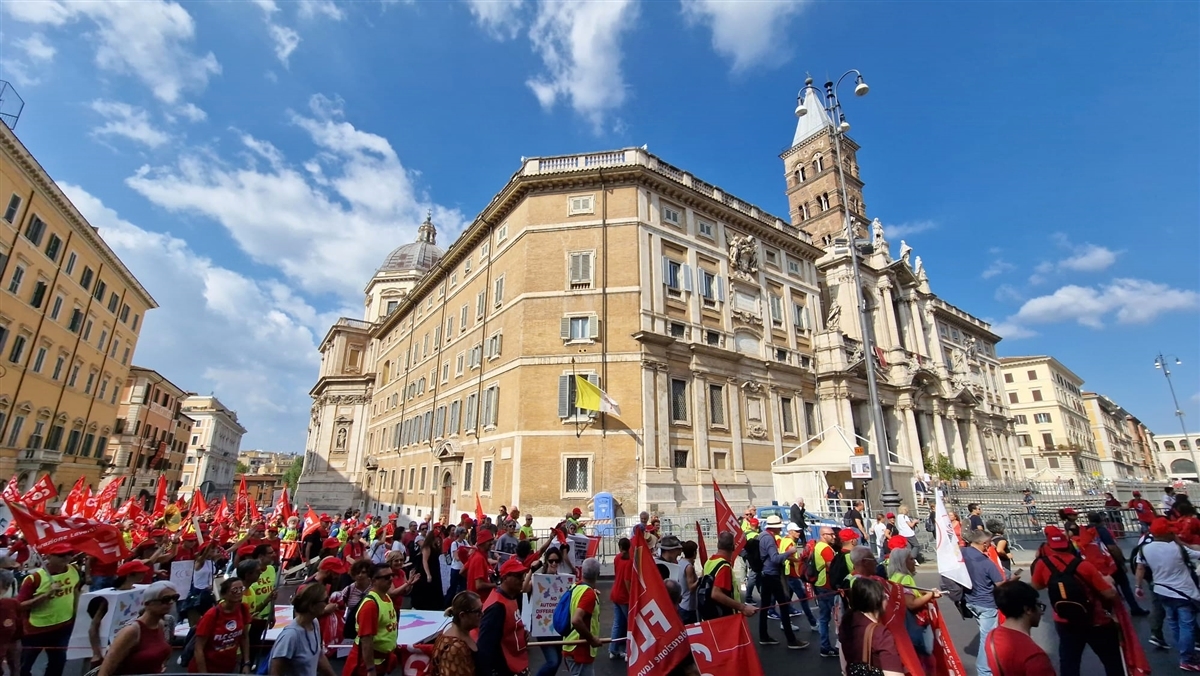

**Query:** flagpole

left=572, top=358, right=581, bottom=439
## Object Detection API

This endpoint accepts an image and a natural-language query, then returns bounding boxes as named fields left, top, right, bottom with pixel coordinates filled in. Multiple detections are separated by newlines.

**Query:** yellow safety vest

left=779, top=536, right=800, bottom=576
left=702, top=557, right=739, bottom=602
left=564, top=584, right=600, bottom=659
left=889, top=571, right=917, bottom=589
left=29, top=566, right=80, bottom=628
left=814, top=542, right=834, bottom=588
left=355, top=591, right=397, bottom=663
left=741, top=519, right=758, bottom=540
left=246, top=564, right=277, bottom=619
left=518, top=526, right=535, bottom=541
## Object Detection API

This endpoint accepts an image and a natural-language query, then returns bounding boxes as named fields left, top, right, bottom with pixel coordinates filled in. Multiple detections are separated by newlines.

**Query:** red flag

left=928, top=600, right=968, bottom=676
left=276, top=486, right=293, bottom=522
left=247, top=493, right=259, bottom=523
left=712, top=480, right=747, bottom=559
left=302, top=507, right=322, bottom=538
left=92, top=478, right=124, bottom=522
left=60, top=476, right=88, bottom=516
left=80, top=486, right=102, bottom=520
left=5, top=499, right=130, bottom=563
left=474, top=494, right=484, bottom=523
left=114, top=497, right=141, bottom=521
left=695, top=521, right=709, bottom=562
left=21, top=475, right=57, bottom=508
left=685, top=614, right=763, bottom=676
left=586, top=535, right=602, bottom=559
left=398, top=645, right=433, bottom=676
left=189, top=489, right=209, bottom=516
left=215, top=496, right=230, bottom=524
left=151, top=474, right=168, bottom=518
left=882, top=580, right=926, bottom=675
left=234, top=476, right=249, bottom=522
left=1114, top=601, right=1150, bottom=676
left=627, top=530, right=690, bottom=675
left=1, top=476, right=21, bottom=503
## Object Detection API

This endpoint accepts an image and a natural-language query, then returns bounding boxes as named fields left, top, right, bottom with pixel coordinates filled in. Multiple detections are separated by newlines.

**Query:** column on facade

left=692, top=372, right=711, bottom=473
left=966, top=416, right=990, bottom=479
left=909, top=299, right=931, bottom=359
left=728, top=378, right=745, bottom=472
left=641, top=363, right=659, bottom=470
left=769, top=388, right=785, bottom=461
left=655, top=368, right=671, bottom=470
left=901, top=406, right=927, bottom=477
left=877, top=282, right=900, bottom=350
left=931, top=408, right=950, bottom=463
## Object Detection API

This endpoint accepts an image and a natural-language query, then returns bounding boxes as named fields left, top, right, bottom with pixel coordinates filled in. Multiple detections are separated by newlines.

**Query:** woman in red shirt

left=986, top=581, right=1056, bottom=676
left=190, top=577, right=252, bottom=674
left=837, top=577, right=905, bottom=676
left=608, top=537, right=632, bottom=661
left=97, top=581, right=177, bottom=676
left=385, top=550, right=419, bottom=608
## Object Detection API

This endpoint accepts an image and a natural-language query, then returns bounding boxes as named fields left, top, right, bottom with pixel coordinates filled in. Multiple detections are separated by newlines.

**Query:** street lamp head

left=1176, top=358, right=1183, bottom=365
left=795, top=101, right=807, bottom=118
left=854, top=75, right=869, bottom=97
left=839, top=120, right=850, bottom=133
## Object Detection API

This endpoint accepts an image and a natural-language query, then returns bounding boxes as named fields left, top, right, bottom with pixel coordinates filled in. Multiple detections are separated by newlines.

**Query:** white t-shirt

left=897, top=515, right=916, bottom=538
left=871, top=522, right=887, bottom=543
left=675, top=558, right=695, bottom=612
left=1139, top=540, right=1200, bottom=601
left=1163, top=494, right=1177, bottom=512
left=449, top=540, right=465, bottom=571
left=192, top=559, right=215, bottom=591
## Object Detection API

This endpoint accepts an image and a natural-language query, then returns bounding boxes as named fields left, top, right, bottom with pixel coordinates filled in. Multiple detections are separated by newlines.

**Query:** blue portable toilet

left=593, top=492, right=615, bottom=536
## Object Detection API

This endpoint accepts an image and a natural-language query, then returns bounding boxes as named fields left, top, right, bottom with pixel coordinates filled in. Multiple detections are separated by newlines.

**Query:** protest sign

left=67, top=586, right=148, bottom=660
left=521, top=573, right=576, bottom=638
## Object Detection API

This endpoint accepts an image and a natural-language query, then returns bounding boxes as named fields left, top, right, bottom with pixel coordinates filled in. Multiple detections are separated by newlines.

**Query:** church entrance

left=439, top=472, right=453, bottom=525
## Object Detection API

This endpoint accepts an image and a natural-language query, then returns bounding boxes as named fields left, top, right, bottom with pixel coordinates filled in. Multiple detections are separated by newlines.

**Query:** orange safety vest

left=481, top=589, right=528, bottom=673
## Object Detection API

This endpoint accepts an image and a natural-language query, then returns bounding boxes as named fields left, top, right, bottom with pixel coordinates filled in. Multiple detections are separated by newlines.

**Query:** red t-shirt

left=1031, top=550, right=1114, bottom=625
left=564, top=586, right=599, bottom=664
left=465, top=551, right=492, bottom=596
left=190, top=602, right=249, bottom=673
left=610, top=554, right=632, bottom=605
left=357, top=598, right=380, bottom=637
left=708, top=556, right=734, bottom=597
left=90, top=556, right=119, bottom=577
left=343, top=541, right=365, bottom=561
left=1128, top=499, right=1155, bottom=523
left=174, top=544, right=197, bottom=562
left=389, top=570, right=408, bottom=608
left=0, top=597, right=22, bottom=643
left=1177, top=516, right=1200, bottom=546
left=986, top=626, right=1056, bottom=676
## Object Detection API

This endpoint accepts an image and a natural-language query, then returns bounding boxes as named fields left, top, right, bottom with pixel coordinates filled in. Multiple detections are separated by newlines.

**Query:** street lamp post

left=1154, top=353, right=1197, bottom=482
left=798, top=71, right=901, bottom=512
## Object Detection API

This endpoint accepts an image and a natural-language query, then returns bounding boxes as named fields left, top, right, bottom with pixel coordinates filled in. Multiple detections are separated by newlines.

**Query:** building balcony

left=16, top=448, right=63, bottom=470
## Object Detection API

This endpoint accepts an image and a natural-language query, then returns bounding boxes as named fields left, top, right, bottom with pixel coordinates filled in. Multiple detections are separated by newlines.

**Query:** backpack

left=1129, top=537, right=1150, bottom=579
left=828, top=552, right=852, bottom=590
left=744, top=538, right=765, bottom=574
left=696, top=559, right=733, bottom=621
left=552, top=584, right=579, bottom=636
left=938, top=575, right=974, bottom=620
left=801, top=541, right=820, bottom=584
left=343, top=589, right=369, bottom=640
left=924, top=512, right=936, bottom=534
left=1040, top=555, right=1092, bottom=625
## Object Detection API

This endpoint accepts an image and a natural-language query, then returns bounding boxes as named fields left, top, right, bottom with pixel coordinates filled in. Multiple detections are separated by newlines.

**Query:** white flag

left=935, top=488, right=972, bottom=589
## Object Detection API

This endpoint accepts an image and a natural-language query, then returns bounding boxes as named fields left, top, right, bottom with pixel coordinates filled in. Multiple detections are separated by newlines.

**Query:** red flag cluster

left=4, top=500, right=130, bottom=563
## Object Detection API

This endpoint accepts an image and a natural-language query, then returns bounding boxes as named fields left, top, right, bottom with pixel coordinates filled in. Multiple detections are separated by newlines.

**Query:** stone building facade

left=178, top=395, right=246, bottom=500
left=1082, top=392, right=1163, bottom=481
left=1157, top=433, right=1200, bottom=483
left=101, top=366, right=193, bottom=504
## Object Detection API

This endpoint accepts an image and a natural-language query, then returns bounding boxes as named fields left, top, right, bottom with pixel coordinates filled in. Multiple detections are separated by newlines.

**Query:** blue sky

left=1, top=0, right=1197, bottom=453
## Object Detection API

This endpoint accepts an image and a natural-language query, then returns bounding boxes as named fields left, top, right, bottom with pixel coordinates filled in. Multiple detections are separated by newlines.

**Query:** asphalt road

left=39, top=565, right=1178, bottom=676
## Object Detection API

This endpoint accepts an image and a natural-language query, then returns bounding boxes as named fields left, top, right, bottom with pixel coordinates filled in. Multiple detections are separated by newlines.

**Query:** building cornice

left=0, top=123, right=157, bottom=309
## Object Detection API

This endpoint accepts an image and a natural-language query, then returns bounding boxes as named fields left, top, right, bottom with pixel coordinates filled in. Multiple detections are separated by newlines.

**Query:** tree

left=235, top=461, right=250, bottom=474
left=282, top=459, right=302, bottom=490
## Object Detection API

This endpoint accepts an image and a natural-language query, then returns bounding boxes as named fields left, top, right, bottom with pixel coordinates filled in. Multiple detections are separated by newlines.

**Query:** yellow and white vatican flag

left=574, top=375, right=621, bottom=416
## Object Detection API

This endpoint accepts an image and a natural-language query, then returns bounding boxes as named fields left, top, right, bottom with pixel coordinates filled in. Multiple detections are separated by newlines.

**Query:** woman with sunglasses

left=431, top=591, right=482, bottom=676
left=269, top=583, right=338, bottom=676
left=533, top=551, right=567, bottom=676
left=189, top=576, right=254, bottom=674
left=98, top=581, right=177, bottom=676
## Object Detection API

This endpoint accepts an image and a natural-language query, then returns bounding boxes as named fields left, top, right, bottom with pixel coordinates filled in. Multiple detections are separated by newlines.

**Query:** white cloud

left=996, top=278, right=1199, bottom=336
left=298, top=0, right=345, bottom=21
left=1059, top=243, right=1119, bottom=272
left=526, top=0, right=638, bottom=131
left=990, top=320, right=1037, bottom=341
left=61, top=184, right=329, bottom=450
left=884, top=219, right=937, bottom=239
left=176, top=102, right=207, bottom=122
left=467, top=0, right=526, bottom=40
left=4, top=0, right=220, bottom=104
left=90, top=100, right=171, bottom=148
left=981, top=258, right=1014, bottom=279
left=125, top=94, right=465, bottom=299
left=681, top=0, right=807, bottom=72
left=267, top=23, right=302, bottom=65
left=994, top=284, right=1022, bottom=303
left=17, top=32, right=57, bottom=61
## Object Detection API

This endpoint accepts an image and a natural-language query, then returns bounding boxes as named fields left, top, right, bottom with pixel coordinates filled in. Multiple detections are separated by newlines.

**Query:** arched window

left=799, top=203, right=809, bottom=221
left=814, top=154, right=824, bottom=172
left=794, top=165, right=806, bottom=182
left=1182, top=440, right=1192, bottom=450
left=818, top=193, right=830, bottom=211
left=1165, top=441, right=1177, bottom=451
left=1172, top=458, right=1196, bottom=474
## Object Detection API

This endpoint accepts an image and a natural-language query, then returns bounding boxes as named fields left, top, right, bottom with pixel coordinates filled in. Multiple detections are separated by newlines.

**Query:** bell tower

left=781, top=78, right=868, bottom=249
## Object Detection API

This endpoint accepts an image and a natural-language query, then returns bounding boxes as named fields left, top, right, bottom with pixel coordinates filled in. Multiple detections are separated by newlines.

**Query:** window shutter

left=494, top=278, right=504, bottom=306
left=696, top=268, right=705, bottom=296
left=581, top=252, right=592, bottom=283
left=558, top=375, right=571, bottom=418
left=569, top=253, right=581, bottom=283
left=715, top=276, right=725, bottom=302
left=588, top=316, right=600, bottom=339
left=661, top=256, right=670, bottom=285
left=560, top=317, right=571, bottom=339
left=586, top=374, right=601, bottom=418
left=681, top=264, right=693, bottom=292
left=495, top=333, right=503, bottom=356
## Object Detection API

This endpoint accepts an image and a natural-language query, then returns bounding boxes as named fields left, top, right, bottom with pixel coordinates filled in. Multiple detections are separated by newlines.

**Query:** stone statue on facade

left=964, top=335, right=978, bottom=361
left=728, top=234, right=759, bottom=280
left=915, top=256, right=927, bottom=282
left=899, top=240, right=912, bottom=265
left=825, top=300, right=842, bottom=329
left=872, top=218, right=886, bottom=246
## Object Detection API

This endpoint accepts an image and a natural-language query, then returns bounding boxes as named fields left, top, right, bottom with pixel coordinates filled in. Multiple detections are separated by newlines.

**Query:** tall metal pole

left=1156, top=353, right=1197, bottom=482
left=823, top=75, right=901, bottom=511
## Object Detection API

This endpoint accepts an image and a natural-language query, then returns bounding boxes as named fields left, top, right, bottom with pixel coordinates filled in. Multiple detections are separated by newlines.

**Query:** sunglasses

left=374, top=574, right=393, bottom=581
left=228, top=588, right=246, bottom=595
left=546, top=558, right=561, bottom=564
left=462, top=607, right=483, bottom=616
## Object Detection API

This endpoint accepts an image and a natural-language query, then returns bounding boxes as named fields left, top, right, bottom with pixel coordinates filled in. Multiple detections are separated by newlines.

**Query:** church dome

left=378, top=213, right=444, bottom=273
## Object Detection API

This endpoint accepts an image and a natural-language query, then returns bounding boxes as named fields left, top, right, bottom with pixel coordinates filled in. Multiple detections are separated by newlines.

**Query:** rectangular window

left=493, top=276, right=505, bottom=307
left=1003, top=372, right=1014, bottom=384
left=65, top=430, right=81, bottom=455
left=482, top=385, right=499, bottom=427
left=92, top=279, right=107, bottom=302
left=705, top=330, right=721, bottom=346
left=460, top=304, right=469, bottom=333
left=463, top=462, right=473, bottom=491
left=446, top=316, right=455, bottom=339
left=441, top=362, right=449, bottom=383
left=793, top=302, right=811, bottom=332
left=496, top=224, right=508, bottom=243
left=669, top=322, right=686, bottom=338
left=0, top=325, right=6, bottom=355
left=464, top=393, right=478, bottom=432
left=670, top=378, right=689, bottom=422
left=558, top=373, right=600, bottom=419
left=84, top=371, right=95, bottom=394
left=29, top=280, right=46, bottom=308
left=1047, top=456, right=1060, bottom=469
left=107, top=292, right=119, bottom=313
left=476, top=290, right=486, bottom=319
left=131, top=314, right=139, bottom=331
left=697, top=219, right=714, bottom=239
left=486, top=332, right=502, bottom=359
left=5, top=416, right=24, bottom=447
left=1008, top=392, right=1019, bottom=404
left=44, top=234, right=62, bottom=262
left=699, top=270, right=723, bottom=305
left=1031, top=390, right=1043, bottom=402
left=481, top=460, right=493, bottom=492
left=455, top=352, right=465, bottom=376
left=23, top=215, right=46, bottom=246
left=68, top=363, right=80, bottom=387
left=7, top=265, right=24, bottom=294
left=98, top=377, right=109, bottom=400
left=7, top=334, right=26, bottom=363
left=420, top=466, right=427, bottom=491
left=769, top=293, right=784, bottom=324
left=708, top=383, right=725, bottom=427
left=121, top=347, right=130, bottom=365
left=434, top=406, right=446, bottom=439
left=448, top=400, right=461, bottom=435
left=568, top=195, right=594, bottom=215
left=565, top=457, right=589, bottom=494
left=787, top=259, right=801, bottom=275
left=1023, top=457, right=1035, bottom=469
left=672, top=450, right=689, bottom=468
left=713, top=451, right=728, bottom=469
left=64, top=252, right=76, bottom=275
left=781, top=396, right=796, bottom=434
left=32, top=346, right=47, bottom=372
left=97, top=329, right=108, bottom=350
left=80, top=433, right=95, bottom=458
left=1027, top=370, right=1037, bottom=380
left=2, top=194, right=20, bottom=223
left=662, top=258, right=690, bottom=293
left=1034, top=412, right=1052, bottom=424
left=561, top=314, right=598, bottom=342
left=408, top=467, right=416, bottom=490
left=49, top=295, right=63, bottom=320
left=82, top=318, right=93, bottom=341
left=80, top=266, right=94, bottom=291
left=568, top=251, right=594, bottom=289
left=1042, top=433, right=1055, bottom=449
left=1013, top=414, right=1027, bottom=425
left=51, top=355, right=65, bottom=380
left=661, top=205, right=682, bottom=226
left=120, top=304, right=130, bottom=323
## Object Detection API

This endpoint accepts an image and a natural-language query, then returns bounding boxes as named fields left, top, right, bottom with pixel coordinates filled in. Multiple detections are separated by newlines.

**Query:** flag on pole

left=1, top=477, right=21, bottom=503
left=151, top=474, right=169, bottom=518
left=302, top=507, right=322, bottom=538
left=189, top=489, right=209, bottom=516
left=573, top=375, right=621, bottom=416
left=627, top=530, right=691, bottom=675
left=92, top=478, right=124, bottom=522
left=61, top=477, right=88, bottom=516
left=214, top=496, right=230, bottom=524
left=275, top=486, right=293, bottom=522
left=935, top=488, right=971, bottom=589
left=475, top=494, right=485, bottom=523
left=712, top=480, right=748, bottom=560
left=694, top=521, right=709, bottom=562
left=5, top=500, right=130, bottom=563
left=685, top=614, right=763, bottom=676
left=21, top=475, right=57, bottom=509
left=234, top=475, right=249, bottom=522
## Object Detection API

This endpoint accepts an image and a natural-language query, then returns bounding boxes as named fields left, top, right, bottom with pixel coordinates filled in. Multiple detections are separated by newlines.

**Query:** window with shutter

left=483, top=385, right=499, bottom=427
left=769, top=294, right=783, bottom=324
left=449, top=400, right=461, bottom=435
left=476, top=291, right=486, bottom=319
left=494, top=276, right=505, bottom=307
left=558, top=373, right=600, bottom=419
left=568, top=195, right=595, bottom=215
left=464, top=394, right=478, bottom=432
left=568, top=251, right=594, bottom=289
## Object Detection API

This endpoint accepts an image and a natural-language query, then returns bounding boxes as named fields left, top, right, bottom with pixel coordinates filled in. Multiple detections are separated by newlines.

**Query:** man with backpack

left=1031, top=525, right=1121, bottom=676
left=1130, top=526, right=1170, bottom=650
left=697, top=532, right=756, bottom=620
left=1135, top=517, right=1200, bottom=670
left=756, top=516, right=807, bottom=649
left=562, top=558, right=603, bottom=676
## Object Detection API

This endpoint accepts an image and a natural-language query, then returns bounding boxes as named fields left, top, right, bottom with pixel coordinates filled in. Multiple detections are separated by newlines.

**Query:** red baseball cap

left=499, top=558, right=528, bottom=577
left=237, top=545, right=258, bottom=558
left=476, top=529, right=495, bottom=545
left=1132, top=491, right=1142, bottom=497
left=885, top=512, right=896, bottom=519
left=1060, top=507, right=1077, bottom=516
left=572, top=508, right=582, bottom=516
left=838, top=529, right=859, bottom=541
left=319, top=557, right=349, bottom=575
left=888, top=535, right=909, bottom=551
left=388, top=514, right=398, bottom=521
left=149, top=529, right=168, bottom=538
left=323, top=537, right=340, bottom=550
left=748, top=517, right=760, bottom=528
left=117, top=560, right=151, bottom=577
left=1044, top=525, right=1071, bottom=550
left=181, top=531, right=199, bottom=541
left=1150, top=517, right=1174, bottom=537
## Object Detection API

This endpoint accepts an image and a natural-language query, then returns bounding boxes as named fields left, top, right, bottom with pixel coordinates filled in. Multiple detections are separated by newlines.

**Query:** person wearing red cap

left=465, top=529, right=497, bottom=600
left=1136, top=517, right=1200, bottom=668
left=1128, top=491, right=1157, bottom=534
left=474, top=557, right=530, bottom=676
left=1031, top=525, right=1120, bottom=676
